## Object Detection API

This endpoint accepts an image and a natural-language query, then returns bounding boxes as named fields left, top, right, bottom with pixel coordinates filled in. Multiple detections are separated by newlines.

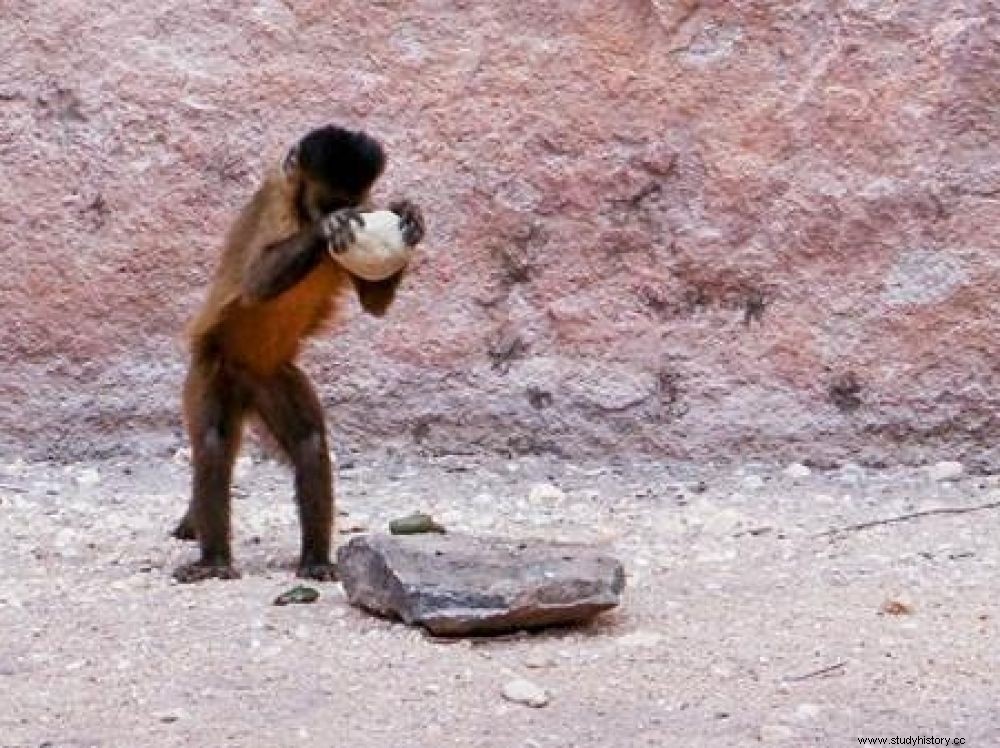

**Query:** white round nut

left=328, top=210, right=413, bottom=281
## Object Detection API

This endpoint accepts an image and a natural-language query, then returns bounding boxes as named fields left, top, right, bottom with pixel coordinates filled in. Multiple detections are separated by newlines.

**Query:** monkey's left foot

left=173, top=561, right=241, bottom=583
left=297, top=561, right=338, bottom=582
left=389, top=200, right=426, bottom=247
left=171, top=515, right=197, bottom=541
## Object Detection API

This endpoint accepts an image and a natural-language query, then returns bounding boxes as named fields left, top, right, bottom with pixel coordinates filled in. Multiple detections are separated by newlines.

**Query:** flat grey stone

left=336, top=534, right=626, bottom=636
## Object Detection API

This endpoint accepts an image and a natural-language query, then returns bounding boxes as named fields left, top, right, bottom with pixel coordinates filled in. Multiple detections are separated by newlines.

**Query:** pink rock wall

left=1, top=1, right=997, bottom=466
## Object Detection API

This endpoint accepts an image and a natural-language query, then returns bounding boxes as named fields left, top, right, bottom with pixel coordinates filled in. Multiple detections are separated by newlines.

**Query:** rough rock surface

left=337, top=533, right=625, bottom=635
left=2, top=2, right=998, bottom=466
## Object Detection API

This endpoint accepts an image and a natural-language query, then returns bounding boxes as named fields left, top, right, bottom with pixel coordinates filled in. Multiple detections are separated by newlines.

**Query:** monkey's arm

left=242, top=210, right=360, bottom=302
left=242, top=228, right=326, bottom=302
left=352, top=270, right=406, bottom=317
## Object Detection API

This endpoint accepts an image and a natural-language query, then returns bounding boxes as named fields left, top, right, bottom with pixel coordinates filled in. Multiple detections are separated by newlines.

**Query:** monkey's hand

left=319, top=208, right=363, bottom=254
left=389, top=200, right=426, bottom=247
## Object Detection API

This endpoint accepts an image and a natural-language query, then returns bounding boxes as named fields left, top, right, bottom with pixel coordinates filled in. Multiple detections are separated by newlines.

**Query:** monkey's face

left=286, top=125, right=386, bottom=221
left=300, top=179, right=369, bottom=220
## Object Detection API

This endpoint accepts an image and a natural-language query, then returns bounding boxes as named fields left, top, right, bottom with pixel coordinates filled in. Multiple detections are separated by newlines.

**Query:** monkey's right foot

left=320, top=208, right=363, bottom=253
left=173, top=561, right=241, bottom=584
left=297, top=561, right=338, bottom=582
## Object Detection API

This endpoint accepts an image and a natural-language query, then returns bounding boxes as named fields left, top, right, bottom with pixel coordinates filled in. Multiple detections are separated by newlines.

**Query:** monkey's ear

left=282, top=144, right=300, bottom=178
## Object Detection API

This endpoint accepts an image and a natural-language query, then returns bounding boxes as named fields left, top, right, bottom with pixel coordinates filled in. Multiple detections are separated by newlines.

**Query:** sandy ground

left=0, top=451, right=997, bottom=748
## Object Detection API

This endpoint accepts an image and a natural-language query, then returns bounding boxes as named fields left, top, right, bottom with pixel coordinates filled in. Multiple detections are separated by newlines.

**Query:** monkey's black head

left=288, top=125, right=386, bottom=219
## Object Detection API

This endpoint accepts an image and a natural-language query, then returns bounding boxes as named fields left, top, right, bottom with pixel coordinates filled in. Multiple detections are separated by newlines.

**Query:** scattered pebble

left=153, top=708, right=188, bottom=724
left=388, top=512, right=446, bottom=535
left=501, top=678, right=550, bottom=708
left=700, top=508, right=744, bottom=535
left=55, top=527, right=80, bottom=548
left=836, top=463, right=867, bottom=484
left=742, top=475, right=765, bottom=490
left=616, top=631, right=664, bottom=649
left=793, top=703, right=823, bottom=721
left=759, top=724, right=796, bottom=742
left=273, top=586, right=320, bottom=606
left=528, top=483, right=566, bottom=503
left=0, top=459, right=26, bottom=477
left=74, top=468, right=101, bottom=487
left=879, top=598, right=914, bottom=616
left=524, top=653, right=556, bottom=669
left=784, top=463, right=812, bottom=479
left=927, top=461, right=964, bottom=482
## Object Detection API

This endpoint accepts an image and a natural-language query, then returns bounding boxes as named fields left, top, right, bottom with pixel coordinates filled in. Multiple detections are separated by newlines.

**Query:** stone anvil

left=336, top=533, right=626, bottom=636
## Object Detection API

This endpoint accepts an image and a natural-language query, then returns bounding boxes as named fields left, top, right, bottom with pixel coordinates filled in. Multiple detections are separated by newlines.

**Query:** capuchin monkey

left=171, top=125, right=425, bottom=583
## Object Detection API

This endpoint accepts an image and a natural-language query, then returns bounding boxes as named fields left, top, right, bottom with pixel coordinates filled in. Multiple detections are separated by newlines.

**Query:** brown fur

left=188, top=165, right=353, bottom=375
left=170, top=129, right=427, bottom=583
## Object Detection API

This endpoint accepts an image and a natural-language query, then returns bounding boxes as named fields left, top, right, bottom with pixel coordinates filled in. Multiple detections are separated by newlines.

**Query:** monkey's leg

left=173, top=360, right=246, bottom=583
left=250, top=365, right=337, bottom=581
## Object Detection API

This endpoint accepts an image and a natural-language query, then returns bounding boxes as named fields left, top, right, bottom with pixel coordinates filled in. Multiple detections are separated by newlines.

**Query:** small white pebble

left=793, top=703, right=823, bottom=721
left=743, top=475, right=765, bottom=490
left=501, top=678, right=550, bottom=708
left=524, top=653, right=555, bottom=669
left=75, top=467, right=101, bottom=486
left=528, top=483, right=566, bottom=503
left=927, top=461, right=964, bottom=482
left=701, top=508, right=743, bottom=535
left=759, top=724, right=795, bottom=742
left=617, top=631, right=664, bottom=649
left=0, top=459, right=26, bottom=477
left=54, top=528, right=79, bottom=549
left=784, top=463, right=812, bottom=479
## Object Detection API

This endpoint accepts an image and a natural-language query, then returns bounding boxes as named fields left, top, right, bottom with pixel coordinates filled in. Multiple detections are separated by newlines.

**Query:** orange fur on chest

left=218, top=260, right=349, bottom=375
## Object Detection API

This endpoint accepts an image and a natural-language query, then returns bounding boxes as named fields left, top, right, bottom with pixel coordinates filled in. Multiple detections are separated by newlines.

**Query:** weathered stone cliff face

left=1, top=1, right=997, bottom=465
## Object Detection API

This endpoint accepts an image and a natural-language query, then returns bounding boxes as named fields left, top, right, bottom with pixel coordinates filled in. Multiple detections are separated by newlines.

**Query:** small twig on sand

left=784, top=661, right=846, bottom=682
left=0, top=483, right=27, bottom=493
left=816, top=501, right=1000, bottom=538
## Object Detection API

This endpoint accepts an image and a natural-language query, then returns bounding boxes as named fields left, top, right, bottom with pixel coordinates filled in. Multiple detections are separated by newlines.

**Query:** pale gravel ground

left=1, top=452, right=998, bottom=748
